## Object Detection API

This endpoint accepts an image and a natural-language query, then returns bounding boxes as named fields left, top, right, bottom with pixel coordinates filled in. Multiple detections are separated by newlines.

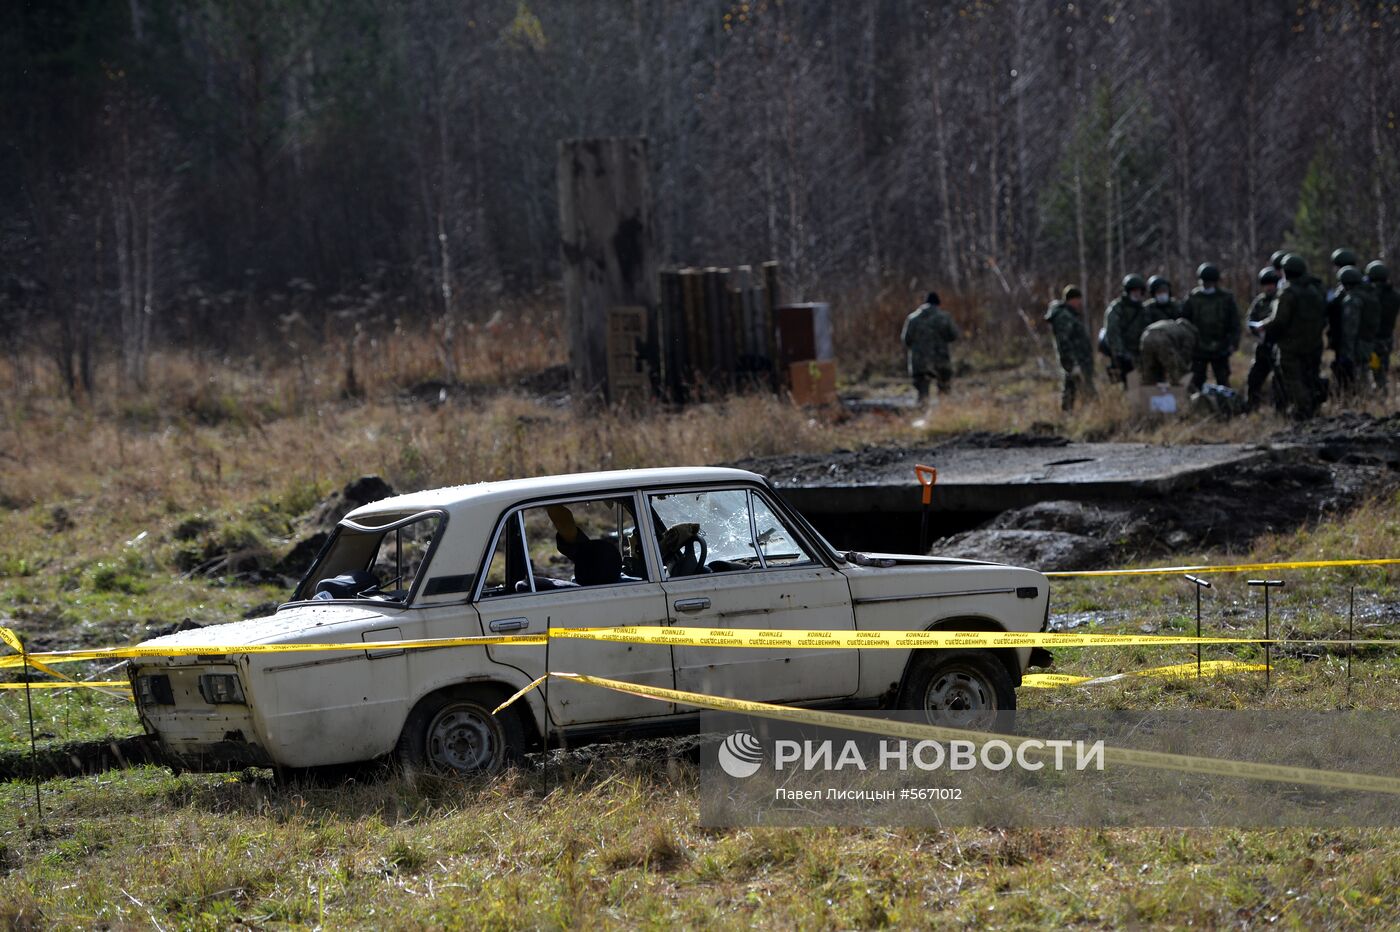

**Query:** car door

left=481, top=493, right=675, bottom=726
left=646, top=485, right=858, bottom=704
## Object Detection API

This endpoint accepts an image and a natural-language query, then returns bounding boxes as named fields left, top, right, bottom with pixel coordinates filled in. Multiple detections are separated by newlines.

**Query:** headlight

left=136, top=674, right=174, bottom=706
left=198, top=673, right=246, bottom=705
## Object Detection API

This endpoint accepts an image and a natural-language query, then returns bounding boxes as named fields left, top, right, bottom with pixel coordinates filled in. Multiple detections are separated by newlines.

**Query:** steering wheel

left=677, top=535, right=707, bottom=570
left=662, top=526, right=708, bottom=577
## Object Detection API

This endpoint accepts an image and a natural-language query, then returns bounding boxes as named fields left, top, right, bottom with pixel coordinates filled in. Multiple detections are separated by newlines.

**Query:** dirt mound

left=1273, top=413, right=1400, bottom=469
left=930, top=528, right=1111, bottom=571
left=277, top=476, right=397, bottom=577
left=930, top=454, right=1387, bottom=569
left=736, top=431, right=1071, bottom=485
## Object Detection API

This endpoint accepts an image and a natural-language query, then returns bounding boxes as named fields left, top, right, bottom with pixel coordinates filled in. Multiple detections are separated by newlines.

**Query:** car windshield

left=293, top=511, right=443, bottom=602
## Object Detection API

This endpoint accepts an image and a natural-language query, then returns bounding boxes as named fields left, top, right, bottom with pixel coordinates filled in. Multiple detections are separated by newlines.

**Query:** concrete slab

left=769, top=443, right=1270, bottom=515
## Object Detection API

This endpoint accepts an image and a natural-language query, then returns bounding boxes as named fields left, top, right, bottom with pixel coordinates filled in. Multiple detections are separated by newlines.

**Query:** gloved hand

left=1370, top=352, right=1382, bottom=371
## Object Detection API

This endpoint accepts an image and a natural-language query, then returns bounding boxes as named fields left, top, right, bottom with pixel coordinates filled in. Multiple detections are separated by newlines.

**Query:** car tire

left=395, top=686, right=525, bottom=775
left=896, top=650, right=1016, bottom=726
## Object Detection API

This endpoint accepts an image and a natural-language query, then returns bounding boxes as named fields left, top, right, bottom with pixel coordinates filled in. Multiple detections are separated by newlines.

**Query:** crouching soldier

left=1046, top=285, right=1096, bottom=411
left=1139, top=317, right=1199, bottom=386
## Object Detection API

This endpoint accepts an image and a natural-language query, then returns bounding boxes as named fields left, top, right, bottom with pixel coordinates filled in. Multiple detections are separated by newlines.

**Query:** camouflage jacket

left=1248, top=292, right=1276, bottom=324
left=1103, top=297, right=1159, bottom=360
left=1355, top=282, right=1383, bottom=357
left=1375, top=283, right=1400, bottom=351
left=901, top=303, right=959, bottom=374
left=1259, top=277, right=1327, bottom=356
left=1139, top=317, right=1199, bottom=381
left=1045, top=300, right=1094, bottom=375
left=1147, top=297, right=1181, bottom=320
left=1335, top=292, right=1364, bottom=361
left=1178, top=287, right=1241, bottom=357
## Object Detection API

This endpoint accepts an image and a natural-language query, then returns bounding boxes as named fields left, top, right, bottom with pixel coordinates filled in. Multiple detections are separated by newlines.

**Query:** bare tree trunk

left=931, top=71, right=960, bottom=290
left=1074, top=150, right=1089, bottom=317
left=1369, top=29, right=1388, bottom=259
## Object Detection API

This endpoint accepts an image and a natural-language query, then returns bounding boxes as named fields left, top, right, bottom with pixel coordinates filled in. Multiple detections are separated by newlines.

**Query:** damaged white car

left=132, top=467, right=1051, bottom=774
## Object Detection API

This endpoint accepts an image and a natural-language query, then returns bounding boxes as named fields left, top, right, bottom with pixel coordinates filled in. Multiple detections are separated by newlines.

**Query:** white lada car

left=132, top=467, right=1051, bottom=774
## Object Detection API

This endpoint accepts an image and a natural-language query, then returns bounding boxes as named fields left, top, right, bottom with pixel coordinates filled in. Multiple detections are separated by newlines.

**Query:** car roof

left=344, top=466, right=766, bottom=520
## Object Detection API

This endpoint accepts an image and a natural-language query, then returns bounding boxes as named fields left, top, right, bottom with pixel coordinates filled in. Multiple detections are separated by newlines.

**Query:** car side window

left=649, top=488, right=818, bottom=579
left=479, top=497, right=648, bottom=599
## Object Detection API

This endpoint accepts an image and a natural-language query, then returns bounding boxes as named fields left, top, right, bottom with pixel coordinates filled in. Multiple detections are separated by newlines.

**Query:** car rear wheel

left=395, top=686, right=525, bottom=775
left=896, top=650, right=1016, bottom=727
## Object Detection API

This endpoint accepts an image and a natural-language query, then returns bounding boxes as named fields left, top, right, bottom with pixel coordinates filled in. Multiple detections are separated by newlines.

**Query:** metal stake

left=1247, top=579, right=1284, bottom=688
left=1184, top=574, right=1212, bottom=677
left=1347, top=585, right=1354, bottom=683
left=20, top=639, right=43, bottom=820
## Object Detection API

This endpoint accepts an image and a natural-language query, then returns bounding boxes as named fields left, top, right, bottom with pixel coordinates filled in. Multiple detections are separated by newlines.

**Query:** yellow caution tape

left=549, top=625, right=1399, bottom=650
left=1047, top=557, right=1400, bottom=578
left=0, top=625, right=83, bottom=684
left=0, top=681, right=131, bottom=691
left=1021, top=660, right=1267, bottom=689
left=523, top=672, right=1400, bottom=795
left=1, top=622, right=1395, bottom=675
left=0, top=628, right=546, bottom=670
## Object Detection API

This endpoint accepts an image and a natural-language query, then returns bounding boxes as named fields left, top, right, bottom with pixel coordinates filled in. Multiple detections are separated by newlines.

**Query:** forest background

left=3, top=0, right=1397, bottom=395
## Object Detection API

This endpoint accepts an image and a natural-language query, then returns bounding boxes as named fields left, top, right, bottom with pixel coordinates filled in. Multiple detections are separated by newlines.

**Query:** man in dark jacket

left=1246, top=266, right=1282, bottom=411
left=1046, top=285, right=1096, bottom=411
left=1103, top=274, right=1156, bottom=384
left=1255, top=254, right=1327, bottom=419
left=1178, top=263, right=1241, bottom=390
left=901, top=291, right=959, bottom=402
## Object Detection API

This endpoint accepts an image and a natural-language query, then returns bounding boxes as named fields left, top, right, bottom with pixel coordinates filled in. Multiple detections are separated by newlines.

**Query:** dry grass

left=3, top=307, right=1400, bottom=928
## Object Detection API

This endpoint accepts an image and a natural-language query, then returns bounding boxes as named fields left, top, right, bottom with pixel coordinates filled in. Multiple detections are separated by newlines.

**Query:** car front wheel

left=896, top=650, right=1016, bottom=727
left=395, top=686, right=525, bottom=775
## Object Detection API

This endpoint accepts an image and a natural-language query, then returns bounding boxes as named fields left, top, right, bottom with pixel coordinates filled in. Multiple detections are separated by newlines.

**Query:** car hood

left=139, top=603, right=394, bottom=649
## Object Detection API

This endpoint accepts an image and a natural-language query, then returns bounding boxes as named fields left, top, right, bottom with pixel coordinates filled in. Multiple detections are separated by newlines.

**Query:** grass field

left=2, top=323, right=1399, bottom=928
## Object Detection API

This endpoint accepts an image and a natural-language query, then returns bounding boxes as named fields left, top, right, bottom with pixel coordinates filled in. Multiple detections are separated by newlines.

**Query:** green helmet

left=1122, top=274, right=1147, bottom=294
left=1282, top=254, right=1307, bottom=278
left=1332, top=248, right=1359, bottom=268
left=1147, top=275, right=1171, bottom=295
left=1339, top=265, right=1364, bottom=286
left=1196, top=263, right=1220, bottom=282
left=1269, top=250, right=1288, bottom=270
left=1258, top=267, right=1280, bottom=285
left=1365, top=260, right=1389, bottom=282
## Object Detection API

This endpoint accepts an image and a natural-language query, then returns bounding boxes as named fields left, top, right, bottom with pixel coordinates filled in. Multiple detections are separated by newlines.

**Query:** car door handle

left=674, top=598, right=711, bottom=613
left=489, top=617, right=530, bottom=632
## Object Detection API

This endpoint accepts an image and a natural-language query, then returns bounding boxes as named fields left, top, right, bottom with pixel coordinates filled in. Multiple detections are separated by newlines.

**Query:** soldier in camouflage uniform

left=1256, top=254, right=1327, bottom=420
left=1146, top=275, right=1180, bottom=319
left=1103, top=274, right=1156, bottom=384
left=1178, top=263, right=1241, bottom=390
left=1045, top=285, right=1096, bottom=411
left=1366, top=261, right=1399, bottom=392
left=1324, top=248, right=1358, bottom=383
left=1245, top=266, right=1282, bottom=411
left=901, top=291, right=959, bottom=402
left=1332, top=265, right=1380, bottom=397
left=1139, top=317, right=1198, bottom=385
